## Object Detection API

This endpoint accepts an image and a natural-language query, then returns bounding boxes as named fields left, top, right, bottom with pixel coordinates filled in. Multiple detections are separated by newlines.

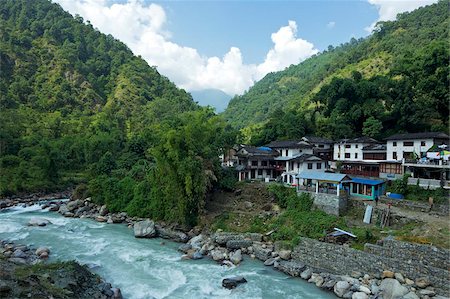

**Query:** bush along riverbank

left=2, top=195, right=449, bottom=298
left=0, top=240, right=122, bottom=299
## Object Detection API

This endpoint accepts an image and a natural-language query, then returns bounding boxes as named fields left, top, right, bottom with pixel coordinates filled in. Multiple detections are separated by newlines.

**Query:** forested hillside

left=223, top=1, right=449, bottom=145
left=0, top=0, right=235, bottom=225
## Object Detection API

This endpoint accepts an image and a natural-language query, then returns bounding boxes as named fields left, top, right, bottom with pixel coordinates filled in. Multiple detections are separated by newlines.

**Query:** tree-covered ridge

left=0, top=0, right=236, bottom=226
left=223, top=1, right=449, bottom=143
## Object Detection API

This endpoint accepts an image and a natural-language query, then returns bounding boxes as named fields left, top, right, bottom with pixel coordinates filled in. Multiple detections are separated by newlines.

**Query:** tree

left=362, top=117, right=383, bottom=138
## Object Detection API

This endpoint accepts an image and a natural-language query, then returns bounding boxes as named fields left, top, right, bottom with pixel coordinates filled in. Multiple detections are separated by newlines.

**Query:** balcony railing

left=341, top=169, right=380, bottom=177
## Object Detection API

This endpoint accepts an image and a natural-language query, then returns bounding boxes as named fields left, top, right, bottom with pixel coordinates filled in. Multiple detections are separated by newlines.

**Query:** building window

left=345, top=153, right=350, bottom=159
left=258, top=169, right=263, bottom=175
left=355, top=144, right=358, bottom=149
left=317, top=163, right=322, bottom=169
left=345, top=144, right=351, bottom=148
left=307, top=163, right=313, bottom=169
left=318, top=144, right=324, bottom=148
left=403, top=141, right=413, bottom=146
left=261, top=160, right=267, bottom=166
left=393, top=142, right=397, bottom=146
left=355, top=153, right=358, bottom=159
left=421, top=141, right=426, bottom=146
left=393, top=152, right=397, bottom=160
left=251, top=160, right=258, bottom=166
left=285, top=150, right=288, bottom=156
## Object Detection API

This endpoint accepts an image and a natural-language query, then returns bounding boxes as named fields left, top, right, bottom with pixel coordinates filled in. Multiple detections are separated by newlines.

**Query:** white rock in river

left=35, top=247, right=50, bottom=256
left=133, top=220, right=156, bottom=238
left=379, top=278, right=408, bottom=299
left=352, top=292, right=368, bottom=299
left=334, top=281, right=351, bottom=297
left=28, top=217, right=50, bottom=226
left=230, top=249, right=242, bottom=265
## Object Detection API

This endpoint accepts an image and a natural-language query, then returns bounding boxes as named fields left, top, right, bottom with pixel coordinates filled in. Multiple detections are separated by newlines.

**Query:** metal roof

left=351, top=177, right=385, bottom=186
left=296, top=171, right=351, bottom=182
left=384, top=132, right=450, bottom=141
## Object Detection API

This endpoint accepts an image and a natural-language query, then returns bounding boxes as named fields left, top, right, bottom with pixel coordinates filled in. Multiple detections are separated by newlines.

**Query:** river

left=0, top=204, right=336, bottom=299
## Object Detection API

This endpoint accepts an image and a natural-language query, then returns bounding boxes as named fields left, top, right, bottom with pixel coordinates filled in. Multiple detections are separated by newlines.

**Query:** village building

left=265, top=140, right=327, bottom=185
left=301, top=136, right=334, bottom=161
left=385, top=132, right=450, bottom=188
left=235, top=146, right=280, bottom=182
left=333, top=137, right=382, bottom=178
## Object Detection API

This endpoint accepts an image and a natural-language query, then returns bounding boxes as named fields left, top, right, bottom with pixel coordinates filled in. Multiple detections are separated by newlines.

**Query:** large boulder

left=334, top=281, right=351, bottom=297
left=66, top=199, right=82, bottom=212
left=278, top=250, right=291, bottom=260
left=156, top=225, right=188, bottom=242
left=252, top=243, right=272, bottom=261
left=351, top=292, right=368, bottom=299
left=187, top=234, right=204, bottom=249
left=222, top=276, right=247, bottom=289
left=28, top=217, right=50, bottom=227
left=379, top=278, right=408, bottom=299
left=58, top=204, right=69, bottom=215
left=35, top=247, right=50, bottom=256
left=230, top=249, right=242, bottom=265
left=99, top=205, right=108, bottom=216
left=133, top=220, right=156, bottom=238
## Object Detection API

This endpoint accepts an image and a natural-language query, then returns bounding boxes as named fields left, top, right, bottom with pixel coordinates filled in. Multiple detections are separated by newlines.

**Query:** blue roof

left=257, top=146, right=272, bottom=151
left=296, top=171, right=351, bottom=182
left=351, top=177, right=385, bottom=186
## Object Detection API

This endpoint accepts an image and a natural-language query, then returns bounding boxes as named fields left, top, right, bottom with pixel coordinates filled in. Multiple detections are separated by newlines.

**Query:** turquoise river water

left=0, top=204, right=336, bottom=299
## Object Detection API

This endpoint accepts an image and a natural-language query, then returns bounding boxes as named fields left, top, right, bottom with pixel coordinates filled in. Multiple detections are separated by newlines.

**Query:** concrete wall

left=387, top=139, right=434, bottom=161
left=292, top=238, right=449, bottom=294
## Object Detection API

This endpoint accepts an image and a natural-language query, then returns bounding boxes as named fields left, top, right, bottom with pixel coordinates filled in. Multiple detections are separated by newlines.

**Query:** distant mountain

left=190, top=89, right=232, bottom=113
left=223, top=1, right=449, bottom=143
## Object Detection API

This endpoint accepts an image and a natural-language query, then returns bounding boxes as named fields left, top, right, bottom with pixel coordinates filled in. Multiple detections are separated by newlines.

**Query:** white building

left=333, top=137, right=379, bottom=161
left=385, top=132, right=449, bottom=161
left=266, top=140, right=327, bottom=185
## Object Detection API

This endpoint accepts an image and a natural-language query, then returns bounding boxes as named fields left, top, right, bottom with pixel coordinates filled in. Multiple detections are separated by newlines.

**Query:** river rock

left=382, top=270, right=395, bottom=279
left=28, top=217, right=50, bottom=226
left=415, top=277, right=431, bottom=288
left=379, top=278, right=408, bottom=299
left=134, top=220, right=156, bottom=238
left=402, top=292, right=420, bottom=299
left=58, top=204, right=69, bottom=215
left=191, top=251, right=203, bottom=260
left=394, top=273, right=405, bottom=283
left=264, top=257, right=278, bottom=266
left=278, top=250, right=291, bottom=260
left=230, top=249, right=242, bottom=265
left=210, top=248, right=227, bottom=261
left=35, top=247, right=50, bottom=256
left=112, top=288, right=123, bottom=299
left=95, top=216, right=107, bottom=222
left=300, top=268, right=312, bottom=280
left=13, top=249, right=27, bottom=258
left=352, top=292, right=368, bottom=299
left=252, top=243, right=272, bottom=261
left=222, top=276, right=247, bottom=289
left=334, top=281, right=351, bottom=297
left=8, top=257, right=27, bottom=264
left=99, top=205, right=108, bottom=216
left=187, top=234, right=204, bottom=249
left=67, top=199, right=82, bottom=212
left=49, top=204, right=60, bottom=212
left=178, top=244, right=192, bottom=254
left=156, top=225, right=188, bottom=242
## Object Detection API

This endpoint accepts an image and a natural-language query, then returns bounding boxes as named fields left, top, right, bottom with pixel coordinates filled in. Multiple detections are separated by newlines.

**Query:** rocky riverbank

left=0, top=240, right=122, bottom=299
left=1, top=195, right=448, bottom=299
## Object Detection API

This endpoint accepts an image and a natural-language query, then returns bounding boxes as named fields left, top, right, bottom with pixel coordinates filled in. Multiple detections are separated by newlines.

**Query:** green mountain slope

left=0, top=0, right=235, bottom=225
left=223, top=1, right=449, bottom=143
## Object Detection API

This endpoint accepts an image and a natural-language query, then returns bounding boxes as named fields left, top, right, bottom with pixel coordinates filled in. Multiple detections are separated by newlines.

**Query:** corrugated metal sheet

left=296, top=171, right=350, bottom=182
left=351, top=177, right=385, bottom=186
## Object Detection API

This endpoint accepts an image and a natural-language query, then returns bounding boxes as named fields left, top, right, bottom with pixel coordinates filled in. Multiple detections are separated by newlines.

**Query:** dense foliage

left=0, top=0, right=236, bottom=226
left=223, top=1, right=449, bottom=143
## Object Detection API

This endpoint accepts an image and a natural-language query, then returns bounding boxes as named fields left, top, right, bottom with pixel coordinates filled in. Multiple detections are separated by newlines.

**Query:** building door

left=251, top=170, right=255, bottom=179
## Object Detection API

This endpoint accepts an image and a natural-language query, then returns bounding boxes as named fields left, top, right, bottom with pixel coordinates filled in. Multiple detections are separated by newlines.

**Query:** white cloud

left=366, top=0, right=438, bottom=33
left=55, top=0, right=317, bottom=95
left=327, top=21, right=336, bottom=29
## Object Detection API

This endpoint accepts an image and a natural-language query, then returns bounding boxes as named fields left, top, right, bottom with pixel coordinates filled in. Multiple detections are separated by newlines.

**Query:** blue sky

left=56, top=0, right=436, bottom=101
left=160, top=1, right=378, bottom=64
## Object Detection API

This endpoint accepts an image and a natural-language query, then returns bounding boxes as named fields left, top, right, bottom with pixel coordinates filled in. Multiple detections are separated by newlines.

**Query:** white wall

left=333, top=143, right=364, bottom=161
left=277, top=147, right=313, bottom=157
left=386, top=139, right=434, bottom=161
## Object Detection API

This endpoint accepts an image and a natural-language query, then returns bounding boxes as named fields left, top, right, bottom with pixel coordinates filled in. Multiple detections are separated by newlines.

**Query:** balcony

left=341, top=169, right=380, bottom=178
left=403, top=159, right=450, bottom=169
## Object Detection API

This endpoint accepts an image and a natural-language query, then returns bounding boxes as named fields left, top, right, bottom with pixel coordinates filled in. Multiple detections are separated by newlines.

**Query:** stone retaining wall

left=364, top=239, right=449, bottom=271
left=299, top=190, right=347, bottom=216
left=292, top=238, right=449, bottom=294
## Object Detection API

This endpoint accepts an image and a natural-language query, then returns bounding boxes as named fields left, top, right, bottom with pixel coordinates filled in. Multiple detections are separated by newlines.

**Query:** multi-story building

left=235, top=146, right=280, bottom=181
left=384, top=132, right=450, bottom=187
left=266, top=140, right=327, bottom=184
left=301, top=136, right=334, bottom=161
